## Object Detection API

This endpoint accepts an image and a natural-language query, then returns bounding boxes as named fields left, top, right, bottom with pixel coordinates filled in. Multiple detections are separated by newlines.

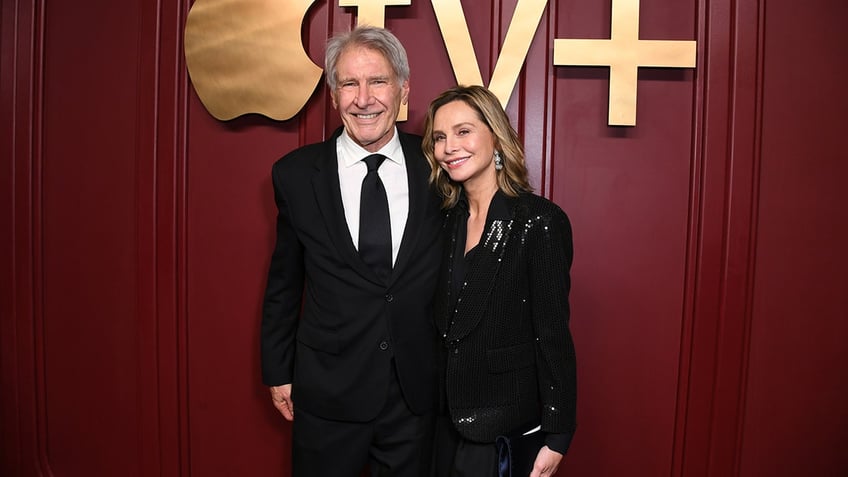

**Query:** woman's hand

left=529, top=445, right=562, bottom=477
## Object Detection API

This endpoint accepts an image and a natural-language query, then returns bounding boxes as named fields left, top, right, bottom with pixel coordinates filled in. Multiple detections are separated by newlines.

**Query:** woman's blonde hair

left=422, top=85, right=532, bottom=208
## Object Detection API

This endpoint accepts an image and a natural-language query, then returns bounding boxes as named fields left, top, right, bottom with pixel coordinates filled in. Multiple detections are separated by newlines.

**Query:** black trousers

left=292, top=365, right=434, bottom=477
left=432, top=416, right=550, bottom=477
left=431, top=415, right=498, bottom=477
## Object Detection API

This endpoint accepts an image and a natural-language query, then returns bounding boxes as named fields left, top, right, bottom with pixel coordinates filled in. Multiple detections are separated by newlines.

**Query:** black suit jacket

left=261, top=128, right=443, bottom=422
left=435, top=192, right=577, bottom=444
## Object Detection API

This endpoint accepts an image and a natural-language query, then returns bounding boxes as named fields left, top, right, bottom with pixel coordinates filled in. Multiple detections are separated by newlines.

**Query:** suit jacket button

left=379, top=341, right=389, bottom=351
left=385, top=294, right=394, bottom=302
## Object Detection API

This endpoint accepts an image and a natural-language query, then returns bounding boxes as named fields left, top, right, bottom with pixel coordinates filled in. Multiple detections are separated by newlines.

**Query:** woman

left=422, top=85, right=577, bottom=477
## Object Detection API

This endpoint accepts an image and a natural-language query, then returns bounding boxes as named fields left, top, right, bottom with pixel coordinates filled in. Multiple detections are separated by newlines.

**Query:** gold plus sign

left=553, top=0, right=697, bottom=126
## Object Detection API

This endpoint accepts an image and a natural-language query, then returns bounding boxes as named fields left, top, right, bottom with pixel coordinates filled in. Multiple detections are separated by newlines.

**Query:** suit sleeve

left=260, top=161, right=305, bottom=386
left=528, top=206, right=577, bottom=451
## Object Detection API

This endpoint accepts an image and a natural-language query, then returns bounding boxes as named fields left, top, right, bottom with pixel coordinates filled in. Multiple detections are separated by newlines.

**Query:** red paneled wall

left=2, top=0, right=846, bottom=476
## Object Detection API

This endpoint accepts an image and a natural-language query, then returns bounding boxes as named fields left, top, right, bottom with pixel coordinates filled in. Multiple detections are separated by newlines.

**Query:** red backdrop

left=2, top=0, right=847, bottom=476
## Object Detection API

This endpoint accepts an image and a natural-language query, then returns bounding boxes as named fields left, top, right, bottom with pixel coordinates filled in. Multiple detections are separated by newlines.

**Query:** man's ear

left=401, top=79, right=410, bottom=105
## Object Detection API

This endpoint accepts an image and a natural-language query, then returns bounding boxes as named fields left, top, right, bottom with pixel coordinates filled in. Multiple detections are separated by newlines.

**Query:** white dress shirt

left=337, top=128, right=409, bottom=265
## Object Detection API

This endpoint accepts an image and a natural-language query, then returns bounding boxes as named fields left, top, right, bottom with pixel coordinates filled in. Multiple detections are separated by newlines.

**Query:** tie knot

left=363, top=154, right=386, bottom=172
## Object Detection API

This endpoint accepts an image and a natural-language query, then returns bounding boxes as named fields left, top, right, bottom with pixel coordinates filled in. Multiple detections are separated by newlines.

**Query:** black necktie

left=359, top=154, right=392, bottom=280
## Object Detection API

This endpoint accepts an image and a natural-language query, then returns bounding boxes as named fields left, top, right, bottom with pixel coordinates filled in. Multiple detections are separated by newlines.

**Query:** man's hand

left=529, top=446, right=562, bottom=477
left=270, top=384, right=294, bottom=421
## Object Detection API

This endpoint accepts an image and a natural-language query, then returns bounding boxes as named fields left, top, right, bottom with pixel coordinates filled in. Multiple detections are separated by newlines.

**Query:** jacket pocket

left=296, top=321, right=341, bottom=355
left=486, top=342, right=535, bottom=374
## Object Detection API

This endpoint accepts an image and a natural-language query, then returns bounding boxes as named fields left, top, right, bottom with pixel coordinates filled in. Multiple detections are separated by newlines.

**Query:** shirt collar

left=338, top=128, right=404, bottom=169
left=488, top=190, right=511, bottom=220
left=456, top=189, right=511, bottom=220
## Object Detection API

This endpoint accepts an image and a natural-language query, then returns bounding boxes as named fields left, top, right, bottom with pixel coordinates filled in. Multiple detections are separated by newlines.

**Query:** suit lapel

left=442, top=195, right=521, bottom=341
left=311, top=130, right=381, bottom=283
left=389, top=133, right=430, bottom=285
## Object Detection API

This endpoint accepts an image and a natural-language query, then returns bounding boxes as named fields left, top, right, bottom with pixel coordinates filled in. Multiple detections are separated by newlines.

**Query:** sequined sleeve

left=527, top=204, right=577, bottom=444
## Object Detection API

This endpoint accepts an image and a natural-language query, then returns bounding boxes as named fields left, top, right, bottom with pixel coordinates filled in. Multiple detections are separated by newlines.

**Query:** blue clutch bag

left=494, top=429, right=546, bottom=477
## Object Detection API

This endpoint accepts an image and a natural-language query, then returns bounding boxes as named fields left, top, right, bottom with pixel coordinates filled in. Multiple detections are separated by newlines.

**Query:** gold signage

left=431, top=0, right=547, bottom=115
left=184, top=0, right=697, bottom=126
left=184, top=0, right=323, bottom=121
left=339, top=0, right=411, bottom=27
left=554, top=0, right=697, bottom=125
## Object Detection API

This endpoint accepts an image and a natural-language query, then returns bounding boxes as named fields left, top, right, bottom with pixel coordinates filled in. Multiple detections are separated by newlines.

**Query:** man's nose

left=354, top=84, right=373, bottom=107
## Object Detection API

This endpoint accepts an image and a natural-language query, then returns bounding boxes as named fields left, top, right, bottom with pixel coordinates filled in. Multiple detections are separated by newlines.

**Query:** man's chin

left=348, top=128, right=394, bottom=150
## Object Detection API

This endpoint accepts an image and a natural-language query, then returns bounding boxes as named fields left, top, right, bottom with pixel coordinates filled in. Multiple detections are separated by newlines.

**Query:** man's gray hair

left=324, top=25, right=410, bottom=90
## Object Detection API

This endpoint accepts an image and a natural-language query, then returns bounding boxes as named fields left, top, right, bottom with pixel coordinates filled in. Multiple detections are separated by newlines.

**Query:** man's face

left=331, top=46, right=409, bottom=153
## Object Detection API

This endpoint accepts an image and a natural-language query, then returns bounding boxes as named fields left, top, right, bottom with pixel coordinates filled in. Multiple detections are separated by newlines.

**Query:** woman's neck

left=464, top=182, right=498, bottom=218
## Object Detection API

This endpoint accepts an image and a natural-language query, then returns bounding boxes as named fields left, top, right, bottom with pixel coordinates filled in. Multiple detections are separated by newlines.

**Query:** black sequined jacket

left=435, top=192, right=577, bottom=444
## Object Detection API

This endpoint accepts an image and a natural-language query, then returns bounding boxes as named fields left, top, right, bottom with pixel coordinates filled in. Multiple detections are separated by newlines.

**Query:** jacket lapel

left=389, top=132, right=430, bottom=285
left=311, top=129, right=381, bottom=283
left=443, top=198, right=518, bottom=341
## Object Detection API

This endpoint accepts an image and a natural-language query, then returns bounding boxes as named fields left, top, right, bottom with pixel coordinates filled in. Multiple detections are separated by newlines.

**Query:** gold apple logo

left=184, top=0, right=323, bottom=121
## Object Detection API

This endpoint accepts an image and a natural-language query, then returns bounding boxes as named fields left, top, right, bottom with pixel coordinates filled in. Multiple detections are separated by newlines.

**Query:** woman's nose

left=444, top=137, right=458, bottom=154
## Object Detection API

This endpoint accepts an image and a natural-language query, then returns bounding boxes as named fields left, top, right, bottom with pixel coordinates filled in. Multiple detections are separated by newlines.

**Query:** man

left=260, top=26, right=442, bottom=477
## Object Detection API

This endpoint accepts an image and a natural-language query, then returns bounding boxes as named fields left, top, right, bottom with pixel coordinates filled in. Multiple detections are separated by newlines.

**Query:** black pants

left=431, top=415, right=498, bottom=477
left=292, top=366, right=434, bottom=477
left=432, top=416, right=547, bottom=477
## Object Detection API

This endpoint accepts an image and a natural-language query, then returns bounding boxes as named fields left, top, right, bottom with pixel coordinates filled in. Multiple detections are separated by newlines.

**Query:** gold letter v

left=431, top=0, right=547, bottom=108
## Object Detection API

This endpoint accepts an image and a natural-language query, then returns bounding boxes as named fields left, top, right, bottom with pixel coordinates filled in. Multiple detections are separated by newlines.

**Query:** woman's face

left=431, top=100, right=497, bottom=189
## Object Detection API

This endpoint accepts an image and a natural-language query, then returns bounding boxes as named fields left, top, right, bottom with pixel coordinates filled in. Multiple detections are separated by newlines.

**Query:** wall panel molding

left=1, top=0, right=49, bottom=474
left=134, top=0, right=193, bottom=475
left=676, top=0, right=765, bottom=475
